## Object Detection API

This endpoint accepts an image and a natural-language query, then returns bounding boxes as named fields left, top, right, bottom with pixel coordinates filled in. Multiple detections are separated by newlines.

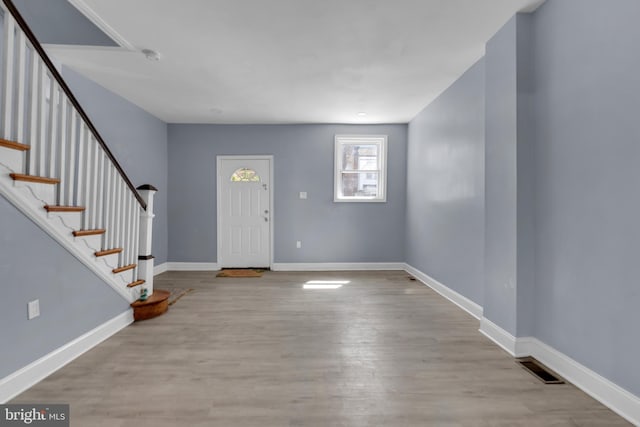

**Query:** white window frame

left=334, top=134, right=388, bottom=203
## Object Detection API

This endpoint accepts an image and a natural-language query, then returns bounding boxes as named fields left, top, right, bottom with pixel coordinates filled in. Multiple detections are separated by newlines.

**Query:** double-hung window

left=334, top=135, right=387, bottom=202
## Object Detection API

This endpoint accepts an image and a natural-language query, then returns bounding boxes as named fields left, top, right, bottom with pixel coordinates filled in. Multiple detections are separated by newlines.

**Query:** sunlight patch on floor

left=303, top=280, right=350, bottom=289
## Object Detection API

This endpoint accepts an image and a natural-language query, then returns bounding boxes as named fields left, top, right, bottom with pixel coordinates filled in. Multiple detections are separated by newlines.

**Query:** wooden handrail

left=1, top=0, right=147, bottom=210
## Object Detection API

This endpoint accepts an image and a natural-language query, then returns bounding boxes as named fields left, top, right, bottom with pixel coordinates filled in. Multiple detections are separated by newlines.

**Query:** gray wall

left=531, top=0, right=640, bottom=396
left=483, top=14, right=537, bottom=337
left=168, top=124, right=407, bottom=263
left=0, top=196, right=129, bottom=378
left=483, top=15, right=518, bottom=335
left=407, top=0, right=640, bottom=398
left=405, top=59, right=485, bottom=306
left=514, top=14, right=536, bottom=339
left=62, top=67, right=169, bottom=264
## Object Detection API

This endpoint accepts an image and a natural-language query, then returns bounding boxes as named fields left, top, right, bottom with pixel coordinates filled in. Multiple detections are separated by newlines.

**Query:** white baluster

left=37, top=71, right=47, bottom=176
left=89, top=137, right=98, bottom=229
left=122, top=192, right=129, bottom=265
left=76, top=124, right=86, bottom=210
left=129, top=194, right=136, bottom=266
left=83, top=132, right=93, bottom=229
left=27, top=54, right=41, bottom=175
left=58, top=100, right=68, bottom=205
left=109, top=176, right=115, bottom=247
left=113, top=172, right=121, bottom=251
left=111, top=170, right=118, bottom=251
left=2, top=12, right=15, bottom=140
left=108, top=172, right=117, bottom=249
left=121, top=180, right=128, bottom=263
left=95, top=146, right=105, bottom=230
left=15, top=31, right=26, bottom=143
left=103, top=163, right=113, bottom=249
left=67, top=110, right=77, bottom=205
left=123, top=189, right=131, bottom=265
left=121, top=179, right=129, bottom=260
left=115, top=177, right=124, bottom=253
left=48, top=82, right=58, bottom=180
left=121, top=179, right=128, bottom=256
left=133, top=202, right=141, bottom=276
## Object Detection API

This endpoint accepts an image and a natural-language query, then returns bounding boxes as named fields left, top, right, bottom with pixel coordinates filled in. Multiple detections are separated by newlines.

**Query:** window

left=334, top=135, right=387, bottom=202
left=230, top=168, right=260, bottom=182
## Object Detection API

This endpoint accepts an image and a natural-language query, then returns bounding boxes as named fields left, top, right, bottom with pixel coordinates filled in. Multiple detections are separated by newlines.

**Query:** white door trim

left=216, top=155, right=274, bottom=269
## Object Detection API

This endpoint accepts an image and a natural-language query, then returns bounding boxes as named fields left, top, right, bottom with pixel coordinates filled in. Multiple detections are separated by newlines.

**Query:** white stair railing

left=0, top=1, right=153, bottom=297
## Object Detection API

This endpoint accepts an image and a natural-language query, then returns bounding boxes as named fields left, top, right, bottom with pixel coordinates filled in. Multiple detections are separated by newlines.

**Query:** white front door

left=217, top=157, right=272, bottom=268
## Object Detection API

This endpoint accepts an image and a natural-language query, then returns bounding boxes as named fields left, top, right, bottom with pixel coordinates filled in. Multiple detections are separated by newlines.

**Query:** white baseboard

left=514, top=336, right=538, bottom=357
left=271, top=262, right=405, bottom=271
left=0, top=310, right=133, bottom=403
left=526, top=338, right=640, bottom=426
left=478, top=318, right=640, bottom=425
left=403, top=263, right=483, bottom=320
left=154, top=262, right=168, bottom=275
left=159, top=261, right=401, bottom=273
left=160, top=262, right=219, bottom=272
left=479, top=316, right=518, bottom=356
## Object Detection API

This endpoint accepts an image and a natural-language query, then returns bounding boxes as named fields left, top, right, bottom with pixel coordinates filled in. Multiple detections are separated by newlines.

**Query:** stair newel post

left=136, top=184, right=157, bottom=296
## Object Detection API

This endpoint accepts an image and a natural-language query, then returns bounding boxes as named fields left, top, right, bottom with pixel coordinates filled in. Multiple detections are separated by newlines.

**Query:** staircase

left=0, top=1, right=155, bottom=303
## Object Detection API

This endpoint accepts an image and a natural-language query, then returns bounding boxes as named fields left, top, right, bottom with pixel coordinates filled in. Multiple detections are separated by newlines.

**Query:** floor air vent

left=516, top=357, right=565, bottom=384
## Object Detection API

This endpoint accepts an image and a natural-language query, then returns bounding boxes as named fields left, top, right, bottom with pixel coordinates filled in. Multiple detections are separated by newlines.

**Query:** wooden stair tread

left=95, top=248, right=123, bottom=257
left=73, top=229, right=105, bottom=237
left=10, top=173, right=60, bottom=184
left=45, top=205, right=86, bottom=213
left=0, top=138, right=30, bottom=151
left=130, top=289, right=170, bottom=321
left=127, top=279, right=146, bottom=288
left=113, top=264, right=136, bottom=274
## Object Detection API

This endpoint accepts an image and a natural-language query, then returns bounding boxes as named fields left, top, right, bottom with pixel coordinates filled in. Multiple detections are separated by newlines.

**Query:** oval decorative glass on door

left=230, top=168, right=261, bottom=182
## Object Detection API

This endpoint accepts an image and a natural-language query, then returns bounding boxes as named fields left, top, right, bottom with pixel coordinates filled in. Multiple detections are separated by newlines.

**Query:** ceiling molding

left=66, top=0, right=135, bottom=51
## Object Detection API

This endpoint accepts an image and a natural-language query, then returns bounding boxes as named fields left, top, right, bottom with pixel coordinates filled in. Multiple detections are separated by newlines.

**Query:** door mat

left=168, top=288, right=194, bottom=306
left=216, top=269, right=264, bottom=278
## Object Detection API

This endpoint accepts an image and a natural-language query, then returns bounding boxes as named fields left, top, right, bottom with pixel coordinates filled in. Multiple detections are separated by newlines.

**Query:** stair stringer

left=0, top=161, right=138, bottom=303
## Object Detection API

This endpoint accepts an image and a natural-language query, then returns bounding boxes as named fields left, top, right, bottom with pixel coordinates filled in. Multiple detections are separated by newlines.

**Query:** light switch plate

left=299, top=192, right=307, bottom=199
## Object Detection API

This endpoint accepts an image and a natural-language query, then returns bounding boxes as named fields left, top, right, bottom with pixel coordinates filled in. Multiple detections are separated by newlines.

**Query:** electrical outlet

left=299, top=192, right=307, bottom=199
left=28, top=299, right=40, bottom=320
left=296, top=241, right=302, bottom=249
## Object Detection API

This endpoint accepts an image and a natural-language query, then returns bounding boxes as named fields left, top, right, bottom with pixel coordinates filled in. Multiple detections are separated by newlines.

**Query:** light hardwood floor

left=12, top=271, right=630, bottom=426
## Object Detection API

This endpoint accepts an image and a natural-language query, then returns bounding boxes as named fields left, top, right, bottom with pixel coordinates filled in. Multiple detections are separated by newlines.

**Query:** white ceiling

left=46, top=0, right=544, bottom=124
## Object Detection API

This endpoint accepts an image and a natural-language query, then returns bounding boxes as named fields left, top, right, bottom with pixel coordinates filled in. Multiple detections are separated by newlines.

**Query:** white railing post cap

left=136, top=184, right=157, bottom=215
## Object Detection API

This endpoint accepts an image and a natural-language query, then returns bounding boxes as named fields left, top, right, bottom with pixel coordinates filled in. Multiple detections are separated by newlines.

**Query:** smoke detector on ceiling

left=141, top=49, right=161, bottom=61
